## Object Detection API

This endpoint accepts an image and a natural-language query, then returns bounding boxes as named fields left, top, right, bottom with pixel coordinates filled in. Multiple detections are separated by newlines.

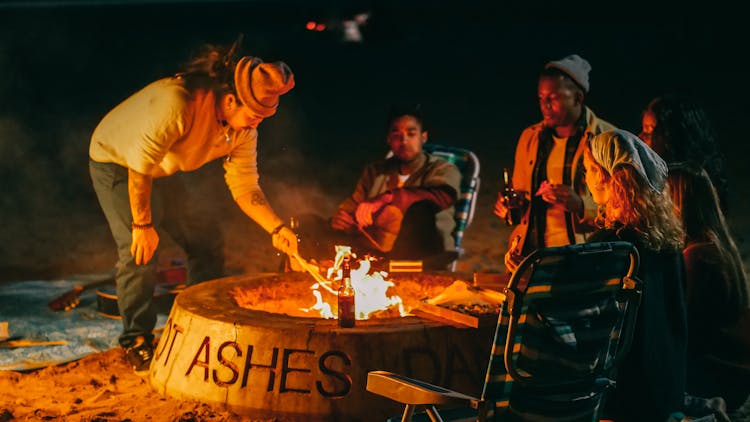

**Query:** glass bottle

left=337, top=254, right=356, bottom=328
left=502, top=168, right=523, bottom=226
left=278, top=217, right=300, bottom=272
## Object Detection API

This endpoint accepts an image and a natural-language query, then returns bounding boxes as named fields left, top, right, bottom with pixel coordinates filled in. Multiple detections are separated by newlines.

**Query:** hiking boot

left=124, top=336, right=153, bottom=376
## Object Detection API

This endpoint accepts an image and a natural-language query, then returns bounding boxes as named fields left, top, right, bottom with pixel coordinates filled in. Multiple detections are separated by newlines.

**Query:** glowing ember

left=301, top=245, right=406, bottom=320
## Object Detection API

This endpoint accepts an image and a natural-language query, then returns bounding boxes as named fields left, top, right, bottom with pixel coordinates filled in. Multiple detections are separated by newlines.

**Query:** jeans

left=89, top=160, right=225, bottom=347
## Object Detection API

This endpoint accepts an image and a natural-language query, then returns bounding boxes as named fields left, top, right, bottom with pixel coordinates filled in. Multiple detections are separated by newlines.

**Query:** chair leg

left=476, top=400, right=488, bottom=422
left=425, top=405, right=445, bottom=422
left=401, top=404, right=416, bottom=422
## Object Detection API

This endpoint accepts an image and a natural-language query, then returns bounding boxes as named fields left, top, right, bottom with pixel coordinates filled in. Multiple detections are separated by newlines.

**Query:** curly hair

left=645, top=94, right=730, bottom=214
left=596, top=163, right=684, bottom=252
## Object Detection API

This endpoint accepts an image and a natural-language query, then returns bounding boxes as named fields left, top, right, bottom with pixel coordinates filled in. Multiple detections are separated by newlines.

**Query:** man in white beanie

left=494, top=54, right=617, bottom=271
left=89, top=43, right=297, bottom=375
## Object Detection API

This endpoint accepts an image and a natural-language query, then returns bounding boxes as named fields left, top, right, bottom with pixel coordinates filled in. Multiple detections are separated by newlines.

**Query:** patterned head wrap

left=589, top=129, right=668, bottom=192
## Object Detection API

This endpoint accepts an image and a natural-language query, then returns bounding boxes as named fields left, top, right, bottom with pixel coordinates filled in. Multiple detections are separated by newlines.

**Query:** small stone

left=0, top=408, right=14, bottom=422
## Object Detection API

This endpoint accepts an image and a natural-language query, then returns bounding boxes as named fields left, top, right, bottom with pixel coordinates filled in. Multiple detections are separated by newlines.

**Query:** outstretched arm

left=235, top=189, right=298, bottom=256
left=224, top=130, right=298, bottom=256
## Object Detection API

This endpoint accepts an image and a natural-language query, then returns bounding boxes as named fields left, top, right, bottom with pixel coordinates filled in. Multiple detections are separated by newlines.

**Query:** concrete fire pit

left=149, top=272, right=497, bottom=421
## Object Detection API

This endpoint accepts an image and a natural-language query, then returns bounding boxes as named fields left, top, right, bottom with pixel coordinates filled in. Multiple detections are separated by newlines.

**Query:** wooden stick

left=291, top=253, right=328, bottom=285
left=0, top=339, right=68, bottom=348
left=357, top=225, right=384, bottom=251
left=0, top=321, right=8, bottom=342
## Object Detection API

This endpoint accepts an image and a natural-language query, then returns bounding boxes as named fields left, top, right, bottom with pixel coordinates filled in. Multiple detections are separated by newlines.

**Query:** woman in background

left=583, top=129, right=687, bottom=421
left=669, top=162, right=750, bottom=411
left=639, top=94, right=730, bottom=215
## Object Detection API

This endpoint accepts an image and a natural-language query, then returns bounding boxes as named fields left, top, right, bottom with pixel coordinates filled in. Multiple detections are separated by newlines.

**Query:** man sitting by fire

left=308, top=104, right=461, bottom=270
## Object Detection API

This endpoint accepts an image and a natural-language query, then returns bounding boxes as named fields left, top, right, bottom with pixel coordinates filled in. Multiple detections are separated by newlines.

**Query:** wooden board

left=416, top=281, right=506, bottom=329
left=414, top=302, right=479, bottom=328
left=472, top=272, right=511, bottom=290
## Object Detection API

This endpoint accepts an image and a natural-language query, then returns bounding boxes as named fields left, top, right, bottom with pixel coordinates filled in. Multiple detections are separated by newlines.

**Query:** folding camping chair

left=421, top=144, right=480, bottom=272
left=386, top=143, right=480, bottom=271
left=367, top=241, right=642, bottom=421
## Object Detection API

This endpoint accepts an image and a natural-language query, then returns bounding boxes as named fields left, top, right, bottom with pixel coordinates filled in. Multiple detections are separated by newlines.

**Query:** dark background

left=0, top=0, right=746, bottom=280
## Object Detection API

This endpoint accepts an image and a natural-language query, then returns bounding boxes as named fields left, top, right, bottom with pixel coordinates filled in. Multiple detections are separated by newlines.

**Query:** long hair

left=646, top=94, right=730, bottom=213
left=586, top=147, right=684, bottom=252
left=176, top=38, right=243, bottom=98
left=669, top=163, right=749, bottom=313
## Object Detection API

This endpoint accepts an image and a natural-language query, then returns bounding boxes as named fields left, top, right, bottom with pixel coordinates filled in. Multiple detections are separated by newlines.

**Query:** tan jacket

left=337, top=153, right=461, bottom=252
left=507, top=107, right=616, bottom=265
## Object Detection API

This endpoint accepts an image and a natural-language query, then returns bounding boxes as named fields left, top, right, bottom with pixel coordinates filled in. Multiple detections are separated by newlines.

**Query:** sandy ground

left=0, top=348, right=254, bottom=422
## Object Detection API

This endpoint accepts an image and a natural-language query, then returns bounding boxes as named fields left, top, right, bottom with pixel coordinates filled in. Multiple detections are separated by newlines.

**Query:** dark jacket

left=589, top=227, right=688, bottom=422
left=683, top=241, right=750, bottom=409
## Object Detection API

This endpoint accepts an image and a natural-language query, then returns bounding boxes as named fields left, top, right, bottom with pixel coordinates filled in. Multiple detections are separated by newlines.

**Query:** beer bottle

left=338, top=254, right=356, bottom=328
left=277, top=217, right=300, bottom=272
left=502, top=168, right=521, bottom=226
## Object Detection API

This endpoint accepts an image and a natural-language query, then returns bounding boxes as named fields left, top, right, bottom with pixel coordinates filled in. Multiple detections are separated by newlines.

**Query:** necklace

left=219, top=120, right=232, bottom=144
left=219, top=120, right=232, bottom=162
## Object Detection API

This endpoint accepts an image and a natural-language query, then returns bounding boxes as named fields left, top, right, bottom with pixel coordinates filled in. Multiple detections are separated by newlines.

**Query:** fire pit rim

left=173, top=272, right=467, bottom=331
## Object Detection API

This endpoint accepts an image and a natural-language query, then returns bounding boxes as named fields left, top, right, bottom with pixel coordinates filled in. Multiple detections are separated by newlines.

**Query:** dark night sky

left=0, top=0, right=747, bottom=277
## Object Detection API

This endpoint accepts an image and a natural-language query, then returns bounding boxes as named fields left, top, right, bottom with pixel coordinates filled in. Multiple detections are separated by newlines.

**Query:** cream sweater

left=90, top=76, right=260, bottom=200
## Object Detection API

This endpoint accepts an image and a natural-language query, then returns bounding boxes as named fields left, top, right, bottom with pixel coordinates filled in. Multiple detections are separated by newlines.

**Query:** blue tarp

left=0, top=279, right=166, bottom=371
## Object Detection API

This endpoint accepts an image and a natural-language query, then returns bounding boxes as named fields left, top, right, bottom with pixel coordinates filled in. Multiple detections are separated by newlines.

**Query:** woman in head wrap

left=582, top=129, right=687, bottom=421
left=669, top=163, right=750, bottom=411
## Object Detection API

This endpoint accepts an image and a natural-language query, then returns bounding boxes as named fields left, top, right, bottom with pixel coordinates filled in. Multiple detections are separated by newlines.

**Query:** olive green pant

left=89, top=160, right=224, bottom=347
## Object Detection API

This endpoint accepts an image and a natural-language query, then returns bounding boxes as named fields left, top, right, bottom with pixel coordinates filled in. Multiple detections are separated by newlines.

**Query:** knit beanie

left=545, top=54, right=591, bottom=93
left=234, top=56, right=295, bottom=118
left=589, top=129, right=668, bottom=193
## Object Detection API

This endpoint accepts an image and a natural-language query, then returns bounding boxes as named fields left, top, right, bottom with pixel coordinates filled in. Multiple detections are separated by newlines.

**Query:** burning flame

left=301, top=245, right=406, bottom=319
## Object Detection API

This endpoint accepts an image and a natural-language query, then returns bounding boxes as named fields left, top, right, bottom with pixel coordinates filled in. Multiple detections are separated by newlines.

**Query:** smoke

left=0, top=118, right=64, bottom=217
left=0, top=116, right=117, bottom=281
left=264, top=177, right=342, bottom=221
left=253, top=96, right=360, bottom=220
left=258, top=141, right=348, bottom=220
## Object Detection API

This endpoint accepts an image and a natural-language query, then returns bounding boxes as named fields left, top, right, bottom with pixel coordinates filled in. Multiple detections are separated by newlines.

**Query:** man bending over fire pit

left=302, top=104, right=461, bottom=270
left=89, top=42, right=298, bottom=375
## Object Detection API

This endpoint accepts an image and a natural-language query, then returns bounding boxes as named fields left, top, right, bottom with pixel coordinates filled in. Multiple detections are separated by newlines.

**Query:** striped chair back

left=422, top=144, right=481, bottom=270
left=482, top=241, right=641, bottom=421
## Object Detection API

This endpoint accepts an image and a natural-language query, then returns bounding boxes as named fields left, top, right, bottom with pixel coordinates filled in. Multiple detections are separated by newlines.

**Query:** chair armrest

left=366, top=370, right=478, bottom=406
